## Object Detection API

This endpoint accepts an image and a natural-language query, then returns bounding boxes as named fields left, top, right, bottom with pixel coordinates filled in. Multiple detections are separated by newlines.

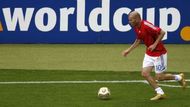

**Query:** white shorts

left=143, top=53, right=167, bottom=73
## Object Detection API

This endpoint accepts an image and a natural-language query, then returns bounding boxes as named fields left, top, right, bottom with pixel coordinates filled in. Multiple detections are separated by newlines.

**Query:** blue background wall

left=0, top=0, right=190, bottom=44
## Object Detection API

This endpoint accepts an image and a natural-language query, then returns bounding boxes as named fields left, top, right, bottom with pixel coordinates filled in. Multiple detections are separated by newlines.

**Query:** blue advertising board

left=0, top=0, right=190, bottom=44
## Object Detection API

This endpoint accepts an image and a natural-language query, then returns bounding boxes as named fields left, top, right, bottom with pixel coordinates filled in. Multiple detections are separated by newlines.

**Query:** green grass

left=0, top=69, right=189, bottom=107
left=0, top=44, right=189, bottom=106
left=0, top=44, right=189, bottom=72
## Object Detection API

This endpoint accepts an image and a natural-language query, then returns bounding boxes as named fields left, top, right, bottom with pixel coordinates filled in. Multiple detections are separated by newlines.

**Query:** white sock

left=174, top=75, right=182, bottom=81
left=155, top=87, right=164, bottom=95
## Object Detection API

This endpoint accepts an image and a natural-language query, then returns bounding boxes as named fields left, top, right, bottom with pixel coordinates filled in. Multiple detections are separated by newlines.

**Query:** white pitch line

left=0, top=80, right=189, bottom=88
left=158, top=84, right=190, bottom=88
left=0, top=80, right=147, bottom=84
left=159, top=80, right=190, bottom=82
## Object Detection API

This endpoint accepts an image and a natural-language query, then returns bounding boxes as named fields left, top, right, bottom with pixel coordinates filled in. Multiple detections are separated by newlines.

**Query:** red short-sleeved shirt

left=134, top=20, right=167, bottom=56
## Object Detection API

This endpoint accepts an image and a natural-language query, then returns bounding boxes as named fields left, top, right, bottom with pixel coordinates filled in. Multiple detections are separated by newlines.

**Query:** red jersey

left=134, top=20, right=167, bottom=56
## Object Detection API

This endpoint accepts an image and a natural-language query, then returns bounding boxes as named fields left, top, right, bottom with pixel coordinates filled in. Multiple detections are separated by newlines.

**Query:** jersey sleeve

left=144, top=21, right=161, bottom=36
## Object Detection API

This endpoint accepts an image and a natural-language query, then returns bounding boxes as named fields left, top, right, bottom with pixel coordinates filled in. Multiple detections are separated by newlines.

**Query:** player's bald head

left=129, top=11, right=141, bottom=20
left=128, top=11, right=141, bottom=27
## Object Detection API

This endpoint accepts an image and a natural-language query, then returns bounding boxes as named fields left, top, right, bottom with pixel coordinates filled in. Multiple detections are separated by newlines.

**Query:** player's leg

left=154, top=53, right=174, bottom=80
left=156, top=72, right=186, bottom=88
left=155, top=73, right=175, bottom=80
left=142, top=54, right=166, bottom=100
left=142, top=67, right=166, bottom=101
left=142, top=54, right=162, bottom=89
left=154, top=53, right=186, bottom=88
left=141, top=66, right=158, bottom=89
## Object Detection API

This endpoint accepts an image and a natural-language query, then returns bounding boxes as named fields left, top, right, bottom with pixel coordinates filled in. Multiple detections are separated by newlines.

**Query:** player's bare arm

left=148, top=30, right=165, bottom=51
left=122, top=39, right=141, bottom=57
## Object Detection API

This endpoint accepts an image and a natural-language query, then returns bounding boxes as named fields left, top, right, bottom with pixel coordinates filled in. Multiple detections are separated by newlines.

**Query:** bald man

left=122, top=11, right=186, bottom=101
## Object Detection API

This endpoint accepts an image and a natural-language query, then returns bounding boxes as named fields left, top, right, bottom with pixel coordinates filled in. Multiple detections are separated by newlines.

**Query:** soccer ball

left=98, top=87, right=111, bottom=100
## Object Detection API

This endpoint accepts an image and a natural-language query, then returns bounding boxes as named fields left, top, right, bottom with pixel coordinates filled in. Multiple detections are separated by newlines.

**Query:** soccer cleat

left=179, top=73, right=187, bottom=89
left=150, top=94, right=166, bottom=101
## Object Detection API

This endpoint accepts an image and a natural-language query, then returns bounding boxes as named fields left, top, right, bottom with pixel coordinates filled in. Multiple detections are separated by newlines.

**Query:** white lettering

left=113, top=8, right=131, bottom=32
left=159, top=8, right=181, bottom=40
left=3, top=8, right=34, bottom=31
left=1, top=1, right=181, bottom=37
left=147, top=8, right=155, bottom=24
left=35, top=8, right=57, bottom=32
left=60, top=8, right=75, bottom=31
left=77, top=0, right=88, bottom=32
left=89, top=0, right=110, bottom=32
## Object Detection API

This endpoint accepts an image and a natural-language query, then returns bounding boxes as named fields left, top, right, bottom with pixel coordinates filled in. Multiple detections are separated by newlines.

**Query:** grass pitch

left=0, top=44, right=189, bottom=107
left=0, top=69, right=189, bottom=107
left=0, top=44, right=189, bottom=72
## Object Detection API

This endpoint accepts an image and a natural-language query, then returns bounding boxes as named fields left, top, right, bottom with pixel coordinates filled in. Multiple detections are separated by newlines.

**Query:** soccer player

left=122, top=11, right=186, bottom=100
